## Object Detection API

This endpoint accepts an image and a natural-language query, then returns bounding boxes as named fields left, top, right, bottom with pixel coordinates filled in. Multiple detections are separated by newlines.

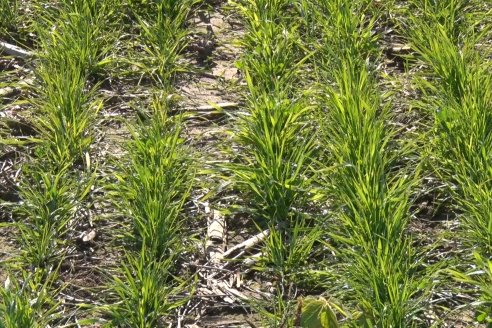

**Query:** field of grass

left=1, top=0, right=492, bottom=327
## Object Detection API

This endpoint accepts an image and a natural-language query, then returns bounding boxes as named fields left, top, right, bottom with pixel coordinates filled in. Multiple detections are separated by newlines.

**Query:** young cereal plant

left=406, top=0, right=492, bottom=247
left=35, top=0, right=117, bottom=78
left=316, top=62, right=431, bottom=327
left=106, top=95, right=194, bottom=326
left=406, top=0, right=480, bottom=45
left=308, top=1, right=436, bottom=324
left=405, top=5, right=492, bottom=322
left=0, top=0, right=18, bottom=37
left=111, top=95, right=193, bottom=258
left=239, top=23, right=307, bottom=96
left=108, top=249, right=189, bottom=328
left=230, top=0, right=322, bottom=325
left=311, top=0, right=379, bottom=76
left=233, top=0, right=317, bottom=267
left=232, top=0, right=290, bottom=23
left=15, top=165, right=94, bottom=269
left=0, top=268, right=62, bottom=328
left=131, top=0, right=199, bottom=88
left=29, top=0, right=116, bottom=168
left=32, top=69, right=102, bottom=168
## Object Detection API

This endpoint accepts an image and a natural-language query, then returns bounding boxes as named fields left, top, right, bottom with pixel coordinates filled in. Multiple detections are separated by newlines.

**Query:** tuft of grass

left=233, top=0, right=316, bottom=269
left=318, top=62, right=429, bottom=327
left=32, top=69, right=102, bottom=168
left=128, top=0, right=199, bottom=88
left=1, top=2, right=114, bottom=325
left=404, top=0, right=492, bottom=323
left=35, top=0, right=118, bottom=78
left=0, top=0, right=19, bottom=37
left=309, top=0, right=435, bottom=325
left=108, top=249, right=189, bottom=328
left=0, top=269, right=62, bottom=328
left=28, top=0, right=117, bottom=168
left=229, top=0, right=320, bottom=325
left=112, top=95, right=192, bottom=258
left=15, top=165, right=93, bottom=269
left=449, top=252, right=492, bottom=324
left=106, top=95, right=194, bottom=325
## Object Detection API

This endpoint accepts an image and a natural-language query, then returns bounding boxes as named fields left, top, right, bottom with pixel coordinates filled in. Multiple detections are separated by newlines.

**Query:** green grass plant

left=318, top=61, right=428, bottom=327
left=449, top=252, right=492, bottom=324
left=309, top=0, right=434, bottom=325
left=101, top=0, right=197, bottom=323
left=112, top=95, right=192, bottom=258
left=16, top=165, right=93, bottom=268
left=106, top=95, right=193, bottom=325
left=0, top=0, right=18, bottom=37
left=35, top=0, right=117, bottom=78
left=32, top=69, right=102, bottom=168
left=404, top=1, right=492, bottom=322
left=129, top=0, right=198, bottom=88
left=108, top=248, right=188, bottom=328
left=0, top=1, right=116, bottom=325
left=230, top=0, right=320, bottom=325
left=406, top=0, right=492, bottom=260
left=29, top=0, right=117, bottom=168
left=310, top=0, right=379, bottom=74
left=0, top=268, right=61, bottom=328
left=233, top=0, right=316, bottom=270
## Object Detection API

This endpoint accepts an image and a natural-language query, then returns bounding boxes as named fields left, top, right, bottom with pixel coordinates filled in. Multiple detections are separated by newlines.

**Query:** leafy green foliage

left=0, top=1, right=115, bottom=325
left=105, top=95, right=194, bottom=325
left=318, top=63, right=427, bottom=328
left=32, top=69, right=102, bottom=168
left=229, top=0, right=320, bottom=325
left=28, top=0, right=117, bottom=168
left=35, top=0, right=118, bottom=78
left=310, top=0, right=434, bottom=326
left=231, top=0, right=317, bottom=274
left=449, top=252, right=492, bottom=324
left=405, top=0, right=492, bottom=323
left=300, top=297, right=339, bottom=328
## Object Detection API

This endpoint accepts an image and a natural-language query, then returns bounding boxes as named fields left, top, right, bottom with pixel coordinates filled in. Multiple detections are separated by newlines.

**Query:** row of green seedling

left=303, top=0, right=434, bottom=326
left=102, top=1, right=197, bottom=326
left=230, top=0, right=319, bottom=325
left=403, top=0, right=492, bottom=323
left=1, top=0, right=115, bottom=326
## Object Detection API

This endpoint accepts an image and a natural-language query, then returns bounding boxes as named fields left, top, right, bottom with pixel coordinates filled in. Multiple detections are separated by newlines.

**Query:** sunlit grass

left=317, top=61, right=429, bottom=327
left=128, top=0, right=198, bottom=88
left=15, top=165, right=93, bottom=268
left=308, top=0, right=435, bottom=325
left=0, top=268, right=62, bottom=327
left=0, top=0, right=18, bottom=37
left=108, top=249, right=189, bottom=328
left=105, top=94, right=194, bottom=325
left=0, top=1, right=116, bottom=326
left=32, top=69, right=101, bottom=168
left=229, top=0, right=319, bottom=325
left=404, top=0, right=492, bottom=323
left=111, top=95, right=192, bottom=258
left=1, top=0, right=492, bottom=325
